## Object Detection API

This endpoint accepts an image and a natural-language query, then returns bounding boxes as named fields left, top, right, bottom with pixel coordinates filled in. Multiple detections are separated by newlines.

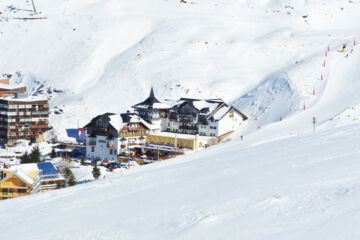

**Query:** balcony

left=179, top=125, right=198, bottom=130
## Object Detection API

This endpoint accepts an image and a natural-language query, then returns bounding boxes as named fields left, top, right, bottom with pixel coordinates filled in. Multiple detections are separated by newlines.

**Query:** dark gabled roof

left=132, top=87, right=161, bottom=108
left=120, top=112, right=137, bottom=123
left=84, top=113, right=113, bottom=128
left=84, top=113, right=119, bottom=138
left=178, top=97, right=201, bottom=102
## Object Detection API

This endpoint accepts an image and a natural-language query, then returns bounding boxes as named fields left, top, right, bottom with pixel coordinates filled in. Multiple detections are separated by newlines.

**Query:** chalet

left=132, top=88, right=171, bottom=129
left=118, top=113, right=158, bottom=155
left=0, top=165, right=41, bottom=200
left=163, top=98, right=248, bottom=137
left=84, top=113, right=122, bottom=161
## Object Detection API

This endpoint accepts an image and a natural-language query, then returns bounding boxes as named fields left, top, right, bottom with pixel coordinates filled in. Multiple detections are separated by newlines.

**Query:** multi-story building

left=132, top=88, right=171, bottom=129
left=118, top=113, right=158, bottom=155
left=163, top=98, right=248, bottom=137
left=84, top=113, right=121, bottom=161
left=0, top=98, right=50, bottom=146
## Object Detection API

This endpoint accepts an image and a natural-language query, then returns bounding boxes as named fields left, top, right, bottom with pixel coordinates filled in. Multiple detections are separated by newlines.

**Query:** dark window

left=9, top=189, right=14, bottom=193
left=49, top=181, right=54, bottom=184
left=17, top=189, right=27, bottom=193
left=2, top=188, right=8, bottom=192
left=91, top=147, right=94, bottom=152
left=110, top=149, right=113, bottom=155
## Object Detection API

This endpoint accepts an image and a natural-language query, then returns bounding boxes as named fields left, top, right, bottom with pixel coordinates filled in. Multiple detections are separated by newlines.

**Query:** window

left=9, top=189, right=14, bottom=193
left=18, top=189, right=27, bottom=193
left=91, top=147, right=94, bottom=152
left=2, top=188, right=8, bottom=192
left=110, top=149, right=113, bottom=155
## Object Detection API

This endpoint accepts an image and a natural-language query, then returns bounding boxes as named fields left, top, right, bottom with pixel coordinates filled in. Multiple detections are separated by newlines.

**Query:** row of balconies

left=7, top=107, right=49, bottom=111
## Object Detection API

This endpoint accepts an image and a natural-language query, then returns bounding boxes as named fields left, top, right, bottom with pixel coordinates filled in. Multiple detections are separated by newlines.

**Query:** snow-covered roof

left=211, top=105, right=231, bottom=121
left=5, top=96, right=47, bottom=102
left=0, top=74, right=26, bottom=89
left=109, top=114, right=123, bottom=131
left=9, top=163, right=39, bottom=172
left=14, top=168, right=36, bottom=185
left=193, top=100, right=223, bottom=114
left=0, top=84, right=26, bottom=90
left=210, top=105, right=248, bottom=121
left=121, top=114, right=159, bottom=131
left=149, top=132, right=212, bottom=140
left=152, top=102, right=172, bottom=109
left=0, top=168, right=35, bottom=186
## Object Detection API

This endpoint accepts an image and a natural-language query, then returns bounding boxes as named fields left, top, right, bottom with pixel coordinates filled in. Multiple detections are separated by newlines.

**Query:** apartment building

left=0, top=98, right=50, bottom=146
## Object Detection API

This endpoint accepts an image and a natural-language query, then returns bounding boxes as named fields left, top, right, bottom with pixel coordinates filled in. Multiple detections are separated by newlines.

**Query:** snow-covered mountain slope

left=1, top=123, right=360, bottom=239
left=2, top=1, right=360, bottom=239
left=2, top=0, right=360, bottom=136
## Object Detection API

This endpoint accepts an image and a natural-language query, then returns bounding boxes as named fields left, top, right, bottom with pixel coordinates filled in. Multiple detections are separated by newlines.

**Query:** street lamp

left=30, top=0, right=37, bottom=14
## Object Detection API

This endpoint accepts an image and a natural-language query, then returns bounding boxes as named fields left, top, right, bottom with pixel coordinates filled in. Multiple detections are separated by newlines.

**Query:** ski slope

left=1, top=123, right=360, bottom=239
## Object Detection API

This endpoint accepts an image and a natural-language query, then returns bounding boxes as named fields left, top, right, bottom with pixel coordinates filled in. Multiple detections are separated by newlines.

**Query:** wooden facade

left=119, top=122, right=150, bottom=151
left=0, top=169, right=40, bottom=200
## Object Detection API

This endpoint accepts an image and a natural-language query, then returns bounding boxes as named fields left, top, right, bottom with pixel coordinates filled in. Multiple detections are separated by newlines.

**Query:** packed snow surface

left=1, top=123, right=360, bottom=239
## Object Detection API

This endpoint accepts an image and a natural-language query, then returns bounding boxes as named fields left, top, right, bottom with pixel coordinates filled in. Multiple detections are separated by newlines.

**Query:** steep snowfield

left=2, top=0, right=360, bottom=135
left=1, top=123, right=360, bottom=239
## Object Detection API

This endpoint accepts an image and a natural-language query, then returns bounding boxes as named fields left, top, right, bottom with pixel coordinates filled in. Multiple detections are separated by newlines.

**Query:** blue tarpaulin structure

left=66, top=128, right=86, bottom=144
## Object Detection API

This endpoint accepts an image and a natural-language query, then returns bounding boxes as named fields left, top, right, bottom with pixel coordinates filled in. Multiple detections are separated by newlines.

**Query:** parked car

left=55, top=144, right=67, bottom=149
